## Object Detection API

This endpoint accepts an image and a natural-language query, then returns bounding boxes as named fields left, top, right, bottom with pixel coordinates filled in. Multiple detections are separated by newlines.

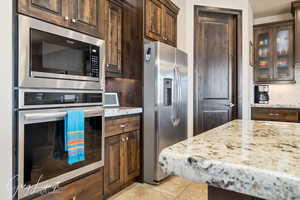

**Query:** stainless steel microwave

left=18, top=15, right=105, bottom=90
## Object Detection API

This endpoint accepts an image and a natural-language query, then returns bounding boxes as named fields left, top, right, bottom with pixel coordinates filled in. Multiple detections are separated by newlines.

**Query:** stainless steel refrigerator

left=143, top=41, right=188, bottom=184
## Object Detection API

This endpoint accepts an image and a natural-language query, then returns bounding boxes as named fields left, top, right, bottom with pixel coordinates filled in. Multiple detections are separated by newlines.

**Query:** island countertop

left=159, top=120, right=300, bottom=200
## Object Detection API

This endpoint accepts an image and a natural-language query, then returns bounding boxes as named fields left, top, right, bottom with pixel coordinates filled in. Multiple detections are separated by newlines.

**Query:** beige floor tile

left=110, top=183, right=174, bottom=200
left=175, top=182, right=208, bottom=200
left=150, top=176, right=193, bottom=197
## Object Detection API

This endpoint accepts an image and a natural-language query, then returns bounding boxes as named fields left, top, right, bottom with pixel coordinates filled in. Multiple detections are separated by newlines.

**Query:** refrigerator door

left=155, top=43, right=187, bottom=181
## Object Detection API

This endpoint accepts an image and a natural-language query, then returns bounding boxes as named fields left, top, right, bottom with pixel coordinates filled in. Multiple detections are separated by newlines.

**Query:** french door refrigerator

left=143, top=41, right=188, bottom=184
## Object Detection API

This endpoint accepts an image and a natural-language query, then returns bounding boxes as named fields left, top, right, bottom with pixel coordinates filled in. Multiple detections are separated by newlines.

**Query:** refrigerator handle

left=172, top=67, right=180, bottom=127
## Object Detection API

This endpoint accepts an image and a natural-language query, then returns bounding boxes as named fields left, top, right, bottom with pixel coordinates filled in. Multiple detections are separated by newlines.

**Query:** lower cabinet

left=252, top=108, right=300, bottom=122
left=104, top=115, right=141, bottom=198
left=33, top=169, right=104, bottom=200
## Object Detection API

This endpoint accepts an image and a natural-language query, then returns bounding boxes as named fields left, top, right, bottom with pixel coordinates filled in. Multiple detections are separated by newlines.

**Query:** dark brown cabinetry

left=104, top=115, right=141, bottom=198
left=252, top=108, right=299, bottom=122
left=18, top=0, right=106, bottom=38
left=33, top=169, right=104, bottom=200
left=145, top=0, right=179, bottom=47
left=254, top=21, right=295, bottom=84
left=106, top=0, right=122, bottom=74
left=292, top=1, right=300, bottom=65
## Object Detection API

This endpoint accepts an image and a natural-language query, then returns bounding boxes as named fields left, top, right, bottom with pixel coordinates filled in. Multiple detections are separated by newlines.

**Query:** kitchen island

left=159, top=120, right=300, bottom=200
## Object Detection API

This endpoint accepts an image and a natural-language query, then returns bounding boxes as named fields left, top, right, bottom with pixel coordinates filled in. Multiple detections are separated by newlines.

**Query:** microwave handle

left=24, top=108, right=104, bottom=121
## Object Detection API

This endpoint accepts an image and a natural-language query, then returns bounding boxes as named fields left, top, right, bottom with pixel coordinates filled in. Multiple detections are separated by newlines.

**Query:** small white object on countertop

left=104, top=107, right=143, bottom=117
left=252, top=103, right=300, bottom=109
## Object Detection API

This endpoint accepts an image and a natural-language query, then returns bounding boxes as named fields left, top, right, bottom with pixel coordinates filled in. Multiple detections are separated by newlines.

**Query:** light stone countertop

left=252, top=103, right=300, bottom=109
left=159, top=120, right=300, bottom=200
left=104, top=107, right=143, bottom=117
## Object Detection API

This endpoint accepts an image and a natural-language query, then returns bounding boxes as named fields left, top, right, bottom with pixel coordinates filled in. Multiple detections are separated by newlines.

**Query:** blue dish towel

left=64, top=110, right=85, bottom=165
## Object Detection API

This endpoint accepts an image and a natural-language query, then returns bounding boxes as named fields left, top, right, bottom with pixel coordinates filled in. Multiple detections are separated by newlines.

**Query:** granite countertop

left=252, top=103, right=300, bottom=109
left=159, top=120, right=300, bottom=200
left=104, top=107, right=143, bottom=117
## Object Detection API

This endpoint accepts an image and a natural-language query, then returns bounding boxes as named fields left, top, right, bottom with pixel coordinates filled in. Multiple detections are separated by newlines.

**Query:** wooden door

left=124, top=131, right=140, bottom=183
left=162, top=6, right=177, bottom=46
left=104, top=134, right=124, bottom=198
left=194, top=11, right=237, bottom=135
left=106, top=0, right=122, bottom=74
left=254, top=27, right=274, bottom=82
left=18, top=0, right=69, bottom=27
left=145, top=0, right=163, bottom=41
left=273, top=22, right=294, bottom=81
left=69, top=0, right=101, bottom=37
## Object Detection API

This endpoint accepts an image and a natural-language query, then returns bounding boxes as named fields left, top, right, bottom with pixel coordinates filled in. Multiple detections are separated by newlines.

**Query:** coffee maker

left=254, top=85, right=269, bottom=104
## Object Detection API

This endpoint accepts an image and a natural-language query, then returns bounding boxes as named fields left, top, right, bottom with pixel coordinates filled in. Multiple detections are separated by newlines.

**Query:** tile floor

left=108, top=176, right=208, bottom=200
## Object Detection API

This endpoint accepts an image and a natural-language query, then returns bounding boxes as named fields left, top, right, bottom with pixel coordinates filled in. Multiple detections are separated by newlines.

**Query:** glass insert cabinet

left=254, top=21, right=295, bottom=83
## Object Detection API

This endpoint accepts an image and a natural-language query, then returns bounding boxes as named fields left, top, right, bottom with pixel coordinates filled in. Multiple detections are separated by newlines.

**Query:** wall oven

left=18, top=14, right=105, bottom=90
left=18, top=106, right=104, bottom=199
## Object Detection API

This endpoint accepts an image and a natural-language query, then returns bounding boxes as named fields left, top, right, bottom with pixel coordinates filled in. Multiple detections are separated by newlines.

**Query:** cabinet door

left=106, top=0, right=122, bottom=74
left=163, top=6, right=177, bottom=47
left=295, top=7, right=300, bottom=65
left=18, top=0, right=69, bottom=27
left=124, top=131, right=140, bottom=183
left=70, top=0, right=101, bottom=37
left=145, top=0, right=163, bottom=41
left=254, top=28, right=274, bottom=82
left=273, top=24, right=294, bottom=81
left=33, top=169, right=104, bottom=200
left=104, top=135, right=124, bottom=198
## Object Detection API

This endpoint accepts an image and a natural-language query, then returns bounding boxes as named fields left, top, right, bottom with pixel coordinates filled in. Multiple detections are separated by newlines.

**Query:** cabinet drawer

left=105, top=115, right=141, bottom=137
left=33, top=169, right=104, bottom=200
left=252, top=108, right=299, bottom=122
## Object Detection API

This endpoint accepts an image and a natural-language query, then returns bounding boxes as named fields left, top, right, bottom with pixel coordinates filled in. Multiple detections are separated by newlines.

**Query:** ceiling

left=251, top=0, right=295, bottom=18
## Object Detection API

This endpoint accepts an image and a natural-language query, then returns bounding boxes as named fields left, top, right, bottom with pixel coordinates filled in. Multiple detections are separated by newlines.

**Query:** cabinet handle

left=72, top=196, right=76, bottom=200
left=64, top=16, right=69, bottom=21
left=269, top=113, right=280, bottom=116
left=120, top=124, right=126, bottom=128
left=71, top=19, right=76, bottom=24
left=122, top=138, right=125, bottom=142
left=126, top=137, right=129, bottom=141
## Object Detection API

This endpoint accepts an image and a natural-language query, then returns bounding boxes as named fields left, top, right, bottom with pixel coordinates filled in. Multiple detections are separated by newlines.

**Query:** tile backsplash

left=268, top=67, right=300, bottom=104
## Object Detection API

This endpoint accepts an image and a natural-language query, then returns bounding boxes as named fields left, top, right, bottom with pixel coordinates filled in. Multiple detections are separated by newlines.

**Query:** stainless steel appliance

left=17, top=90, right=104, bottom=199
left=254, top=85, right=270, bottom=104
left=18, top=15, right=105, bottom=90
left=143, top=42, right=188, bottom=184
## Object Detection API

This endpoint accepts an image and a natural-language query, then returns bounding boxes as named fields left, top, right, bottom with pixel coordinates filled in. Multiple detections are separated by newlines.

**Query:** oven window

left=30, top=29, right=99, bottom=78
left=24, top=117, right=102, bottom=185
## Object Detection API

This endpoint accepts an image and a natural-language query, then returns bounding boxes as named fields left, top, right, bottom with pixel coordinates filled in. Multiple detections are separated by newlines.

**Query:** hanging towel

left=64, top=110, right=85, bottom=165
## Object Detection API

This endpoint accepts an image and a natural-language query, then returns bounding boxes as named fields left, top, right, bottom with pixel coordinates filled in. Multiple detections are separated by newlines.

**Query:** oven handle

left=24, top=108, right=104, bottom=121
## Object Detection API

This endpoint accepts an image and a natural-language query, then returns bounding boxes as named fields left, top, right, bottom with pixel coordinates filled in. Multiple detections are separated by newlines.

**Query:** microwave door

left=18, top=107, right=104, bottom=199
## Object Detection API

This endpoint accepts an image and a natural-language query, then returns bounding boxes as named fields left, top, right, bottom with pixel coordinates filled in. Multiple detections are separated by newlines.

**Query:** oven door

left=19, top=14, right=105, bottom=90
left=18, top=107, right=104, bottom=198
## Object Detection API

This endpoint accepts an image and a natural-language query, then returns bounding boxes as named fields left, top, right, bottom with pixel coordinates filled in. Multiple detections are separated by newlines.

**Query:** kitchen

left=0, top=0, right=300, bottom=200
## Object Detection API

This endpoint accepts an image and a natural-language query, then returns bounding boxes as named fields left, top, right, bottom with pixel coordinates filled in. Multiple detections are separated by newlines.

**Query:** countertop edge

left=159, top=150, right=300, bottom=200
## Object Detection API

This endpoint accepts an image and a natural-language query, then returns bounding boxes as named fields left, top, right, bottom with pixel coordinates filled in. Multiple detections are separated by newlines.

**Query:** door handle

left=225, top=103, right=235, bottom=108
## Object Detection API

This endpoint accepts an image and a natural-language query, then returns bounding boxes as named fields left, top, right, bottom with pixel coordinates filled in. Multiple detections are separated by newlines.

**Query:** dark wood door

left=124, top=131, right=140, bottom=183
left=69, top=0, right=101, bottom=37
left=18, top=0, right=69, bottom=27
left=106, top=0, right=122, bottom=74
left=104, top=134, right=124, bottom=198
left=145, top=0, right=163, bottom=41
left=194, top=11, right=237, bottom=135
left=162, top=6, right=177, bottom=46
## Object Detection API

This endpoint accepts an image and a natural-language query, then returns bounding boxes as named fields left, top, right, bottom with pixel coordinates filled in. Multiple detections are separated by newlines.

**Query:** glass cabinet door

left=274, top=25, right=294, bottom=81
left=254, top=29, right=274, bottom=82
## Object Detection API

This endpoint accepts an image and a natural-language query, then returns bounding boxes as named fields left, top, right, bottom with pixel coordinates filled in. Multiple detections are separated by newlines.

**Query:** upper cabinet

left=145, top=0, right=179, bottom=47
left=292, top=1, right=300, bottom=65
left=18, top=0, right=106, bottom=38
left=254, top=21, right=295, bottom=84
left=106, top=0, right=122, bottom=75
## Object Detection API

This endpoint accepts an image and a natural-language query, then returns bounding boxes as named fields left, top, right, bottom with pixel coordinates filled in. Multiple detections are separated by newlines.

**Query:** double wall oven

left=17, top=14, right=105, bottom=199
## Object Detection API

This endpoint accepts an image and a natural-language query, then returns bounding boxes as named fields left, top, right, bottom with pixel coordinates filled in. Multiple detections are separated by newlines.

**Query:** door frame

left=193, top=6, right=243, bottom=135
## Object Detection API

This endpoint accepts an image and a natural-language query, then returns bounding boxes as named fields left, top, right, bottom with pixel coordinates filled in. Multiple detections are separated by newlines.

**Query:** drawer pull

left=122, top=138, right=126, bottom=142
left=126, top=137, right=129, bottom=141
left=269, top=113, right=280, bottom=116
left=73, top=196, right=77, bottom=200
left=120, top=124, right=126, bottom=128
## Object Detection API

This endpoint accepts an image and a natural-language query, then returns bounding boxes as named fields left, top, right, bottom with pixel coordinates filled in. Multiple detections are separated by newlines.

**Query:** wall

left=254, top=13, right=300, bottom=105
left=172, top=0, right=253, bottom=137
left=0, top=0, right=13, bottom=199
